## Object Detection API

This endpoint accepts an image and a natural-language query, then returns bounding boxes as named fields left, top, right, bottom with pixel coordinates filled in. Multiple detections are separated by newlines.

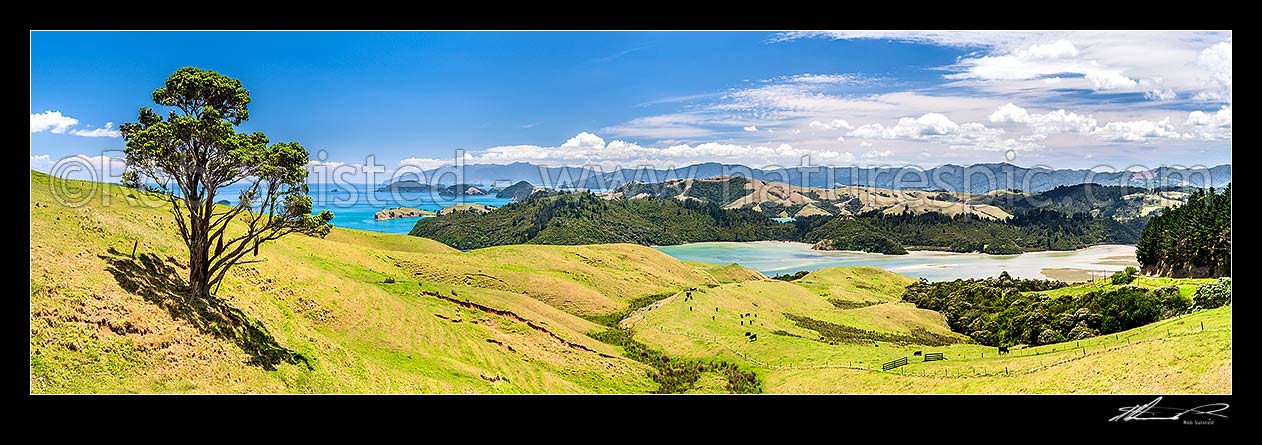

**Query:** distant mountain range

left=398, top=162, right=1230, bottom=194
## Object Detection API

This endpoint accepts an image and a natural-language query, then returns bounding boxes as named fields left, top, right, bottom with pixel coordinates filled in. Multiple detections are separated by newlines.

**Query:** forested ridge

left=1136, top=184, right=1231, bottom=277
left=411, top=191, right=1142, bottom=253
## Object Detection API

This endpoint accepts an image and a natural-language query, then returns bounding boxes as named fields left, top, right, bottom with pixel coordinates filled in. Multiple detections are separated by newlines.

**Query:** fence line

left=641, top=318, right=1228, bottom=378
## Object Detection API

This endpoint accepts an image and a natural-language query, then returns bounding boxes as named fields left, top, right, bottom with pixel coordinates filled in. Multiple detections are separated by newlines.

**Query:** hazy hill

left=404, top=162, right=1231, bottom=194
left=608, top=176, right=1012, bottom=221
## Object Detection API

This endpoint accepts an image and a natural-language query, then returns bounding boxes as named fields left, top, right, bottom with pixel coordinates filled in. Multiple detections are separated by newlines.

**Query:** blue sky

left=31, top=31, right=1231, bottom=179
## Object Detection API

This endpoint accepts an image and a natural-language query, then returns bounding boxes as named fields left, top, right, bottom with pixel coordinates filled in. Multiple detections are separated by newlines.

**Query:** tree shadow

left=100, top=247, right=311, bottom=370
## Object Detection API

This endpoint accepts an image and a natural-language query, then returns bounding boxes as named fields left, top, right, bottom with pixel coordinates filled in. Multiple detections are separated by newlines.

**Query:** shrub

left=1110, top=266, right=1138, bottom=285
left=1067, top=324, right=1099, bottom=340
left=1193, top=278, right=1232, bottom=309
left=1037, top=328, right=1065, bottom=345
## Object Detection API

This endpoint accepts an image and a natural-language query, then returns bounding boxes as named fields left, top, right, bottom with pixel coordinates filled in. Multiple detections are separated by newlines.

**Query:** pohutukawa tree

left=121, top=67, right=333, bottom=301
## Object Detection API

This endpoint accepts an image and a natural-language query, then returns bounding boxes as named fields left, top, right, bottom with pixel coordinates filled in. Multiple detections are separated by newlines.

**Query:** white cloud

left=809, top=119, right=854, bottom=130
left=777, top=73, right=865, bottom=84
left=850, top=113, right=963, bottom=139
left=69, top=122, right=122, bottom=138
left=601, top=113, right=715, bottom=139
left=1195, top=40, right=1231, bottom=102
left=988, top=103, right=1097, bottom=134
left=862, top=150, right=894, bottom=159
left=1185, top=106, right=1231, bottom=141
left=849, top=113, right=1034, bottom=152
left=1144, top=89, right=1176, bottom=101
left=29, top=154, right=127, bottom=181
left=1094, top=117, right=1183, bottom=142
left=785, top=31, right=1231, bottom=100
left=948, top=40, right=1140, bottom=93
left=743, top=126, right=759, bottom=132
left=859, top=141, right=873, bottom=147
left=1083, top=71, right=1138, bottom=90
left=30, top=111, right=79, bottom=134
left=459, top=132, right=861, bottom=168
left=30, top=154, right=54, bottom=171
left=31, top=110, right=122, bottom=137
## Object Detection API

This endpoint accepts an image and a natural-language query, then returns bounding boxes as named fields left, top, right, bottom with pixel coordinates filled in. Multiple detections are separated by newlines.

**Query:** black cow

left=998, top=346, right=1010, bottom=355
left=913, top=351, right=923, bottom=356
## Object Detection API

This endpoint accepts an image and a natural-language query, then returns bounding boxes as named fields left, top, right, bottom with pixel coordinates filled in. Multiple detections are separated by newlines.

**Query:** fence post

left=1201, top=321, right=1204, bottom=331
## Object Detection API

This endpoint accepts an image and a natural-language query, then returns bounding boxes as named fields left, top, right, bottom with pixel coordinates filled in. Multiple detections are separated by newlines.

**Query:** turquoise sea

left=218, top=183, right=513, bottom=234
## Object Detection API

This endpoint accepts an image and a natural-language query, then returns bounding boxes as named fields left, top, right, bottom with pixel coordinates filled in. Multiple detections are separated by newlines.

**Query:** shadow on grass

left=100, top=247, right=310, bottom=370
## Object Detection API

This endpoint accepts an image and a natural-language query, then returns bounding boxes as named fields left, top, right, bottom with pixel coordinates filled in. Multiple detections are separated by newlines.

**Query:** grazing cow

left=998, top=346, right=1009, bottom=355
left=913, top=351, right=923, bottom=356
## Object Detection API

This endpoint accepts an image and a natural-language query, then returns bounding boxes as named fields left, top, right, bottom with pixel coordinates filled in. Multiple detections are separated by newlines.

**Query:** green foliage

left=771, top=270, right=810, bottom=281
left=902, top=274, right=1192, bottom=347
left=1137, top=185, right=1231, bottom=277
left=784, top=314, right=957, bottom=346
left=799, top=209, right=1138, bottom=255
left=119, top=67, right=333, bottom=300
left=589, top=328, right=760, bottom=394
left=1110, top=266, right=1139, bottom=285
left=983, top=183, right=1184, bottom=221
left=803, top=218, right=907, bottom=254
left=414, top=185, right=1139, bottom=255
left=119, top=170, right=141, bottom=189
left=495, top=180, right=536, bottom=201
left=616, top=176, right=750, bottom=205
left=1193, top=277, right=1232, bottom=309
left=411, top=191, right=795, bottom=250
left=581, top=291, right=676, bottom=328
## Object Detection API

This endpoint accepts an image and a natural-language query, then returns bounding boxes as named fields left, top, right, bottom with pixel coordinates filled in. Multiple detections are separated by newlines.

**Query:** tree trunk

left=188, top=210, right=212, bottom=301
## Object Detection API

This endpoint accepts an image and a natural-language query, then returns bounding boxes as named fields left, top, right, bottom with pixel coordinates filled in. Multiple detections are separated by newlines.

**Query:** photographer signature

left=1110, top=397, right=1229, bottom=422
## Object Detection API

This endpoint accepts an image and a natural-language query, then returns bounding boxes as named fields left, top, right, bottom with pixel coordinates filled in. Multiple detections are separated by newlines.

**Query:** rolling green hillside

left=29, top=171, right=1230, bottom=393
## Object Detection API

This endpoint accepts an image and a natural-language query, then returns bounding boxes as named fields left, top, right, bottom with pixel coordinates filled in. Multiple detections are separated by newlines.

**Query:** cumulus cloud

left=1094, top=117, right=1183, bottom=142
left=988, top=103, right=1097, bottom=134
left=1144, top=89, right=1176, bottom=101
left=1185, top=106, right=1232, bottom=141
left=69, top=122, right=122, bottom=138
left=1084, top=71, right=1138, bottom=90
left=30, top=154, right=54, bottom=171
left=459, top=132, right=860, bottom=168
left=743, top=126, right=759, bottom=132
left=1194, top=40, right=1231, bottom=102
left=849, top=113, right=1035, bottom=152
left=30, top=111, right=79, bottom=133
left=862, top=150, right=894, bottom=159
left=851, top=113, right=961, bottom=139
left=809, top=119, right=854, bottom=130
left=29, top=153, right=127, bottom=181
left=31, top=110, right=122, bottom=137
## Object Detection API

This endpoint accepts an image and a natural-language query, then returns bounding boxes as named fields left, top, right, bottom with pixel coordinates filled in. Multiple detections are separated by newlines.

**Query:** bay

left=655, top=241, right=1139, bottom=281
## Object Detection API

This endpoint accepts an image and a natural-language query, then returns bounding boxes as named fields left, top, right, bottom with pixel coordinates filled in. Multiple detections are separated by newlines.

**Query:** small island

left=439, top=184, right=489, bottom=196
left=374, top=207, right=436, bottom=220
left=437, top=203, right=494, bottom=216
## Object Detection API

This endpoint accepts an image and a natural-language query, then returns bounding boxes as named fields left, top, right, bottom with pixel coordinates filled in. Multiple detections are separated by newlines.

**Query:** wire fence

left=642, top=311, right=1230, bottom=379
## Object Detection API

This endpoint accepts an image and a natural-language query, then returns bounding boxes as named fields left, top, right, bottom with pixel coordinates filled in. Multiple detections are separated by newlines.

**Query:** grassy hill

left=628, top=268, right=1230, bottom=393
left=30, top=170, right=706, bottom=393
left=29, top=171, right=1230, bottom=393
